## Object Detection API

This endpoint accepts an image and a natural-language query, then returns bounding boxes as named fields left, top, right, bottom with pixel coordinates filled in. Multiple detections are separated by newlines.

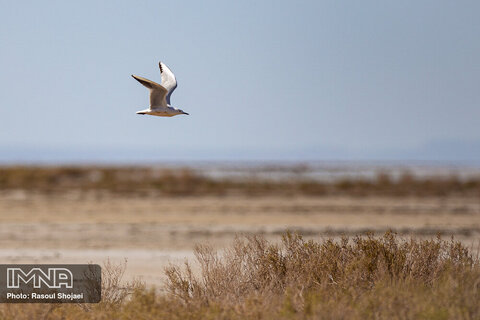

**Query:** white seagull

left=132, top=62, right=188, bottom=117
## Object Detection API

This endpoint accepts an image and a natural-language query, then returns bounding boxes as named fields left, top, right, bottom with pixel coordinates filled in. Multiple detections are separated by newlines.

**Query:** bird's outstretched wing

left=131, top=75, right=168, bottom=107
left=159, top=62, right=177, bottom=105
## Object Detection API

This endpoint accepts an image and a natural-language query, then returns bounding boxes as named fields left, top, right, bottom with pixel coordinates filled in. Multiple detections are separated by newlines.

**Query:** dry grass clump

left=0, top=166, right=479, bottom=197
left=1, top=232, right=478, bottom=319
left=333, top=172, right=480, bottom=197
left=159, top=232, right=480, bottom=319
left=0, top=166, right=207, bottom=195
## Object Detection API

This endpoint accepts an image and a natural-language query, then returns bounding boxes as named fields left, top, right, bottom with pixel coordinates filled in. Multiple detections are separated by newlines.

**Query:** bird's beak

left=183, top=112, right=189, bottom=115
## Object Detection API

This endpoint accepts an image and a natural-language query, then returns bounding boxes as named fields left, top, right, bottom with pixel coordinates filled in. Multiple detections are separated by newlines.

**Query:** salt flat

left=0, top=193, right=479, bottom=285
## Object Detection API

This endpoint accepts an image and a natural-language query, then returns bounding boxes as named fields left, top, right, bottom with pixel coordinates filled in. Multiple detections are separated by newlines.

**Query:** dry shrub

left=0, top=233, right=478, bottom=319
left=1, top=166, right=480, bottom=197
left=162, top=232, right=480, bottom=319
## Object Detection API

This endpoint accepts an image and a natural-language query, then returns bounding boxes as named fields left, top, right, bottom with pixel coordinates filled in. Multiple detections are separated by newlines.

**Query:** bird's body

left=135, top=108, right=179, bottom=117
left=132, top=62, right=188, bottom=117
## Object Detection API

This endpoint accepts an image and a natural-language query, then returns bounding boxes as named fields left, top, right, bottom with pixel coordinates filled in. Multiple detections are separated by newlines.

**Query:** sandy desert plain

left=0, top=163, right=479, bottom=287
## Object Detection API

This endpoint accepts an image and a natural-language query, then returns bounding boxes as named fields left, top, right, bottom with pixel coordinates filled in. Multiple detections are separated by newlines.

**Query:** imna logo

left=6, top=268, right=73, bottom=289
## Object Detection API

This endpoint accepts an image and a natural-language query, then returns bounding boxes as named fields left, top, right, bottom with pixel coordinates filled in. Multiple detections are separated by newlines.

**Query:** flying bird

left=132, top=62, right=188, bottom=117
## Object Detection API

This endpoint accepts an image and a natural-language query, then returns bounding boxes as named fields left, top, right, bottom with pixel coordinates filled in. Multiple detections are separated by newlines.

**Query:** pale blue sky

left=1, top=1, right=479, bottom=161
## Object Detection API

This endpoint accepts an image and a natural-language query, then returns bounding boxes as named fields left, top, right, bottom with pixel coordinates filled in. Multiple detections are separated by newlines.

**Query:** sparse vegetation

left=0, top=166, right=479, bottom=197
left=1, top=232, right=478, bottom=319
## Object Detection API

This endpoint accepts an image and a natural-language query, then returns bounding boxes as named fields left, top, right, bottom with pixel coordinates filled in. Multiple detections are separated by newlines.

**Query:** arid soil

left=0, top=190, right=479, bottom=286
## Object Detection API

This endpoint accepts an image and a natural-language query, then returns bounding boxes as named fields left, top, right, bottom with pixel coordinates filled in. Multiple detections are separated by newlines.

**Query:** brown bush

left=164, top=232, right=477, bottom=309
left=0, top=232, right=478, bottom=319
left=1, top=166, right=480, bottom=197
